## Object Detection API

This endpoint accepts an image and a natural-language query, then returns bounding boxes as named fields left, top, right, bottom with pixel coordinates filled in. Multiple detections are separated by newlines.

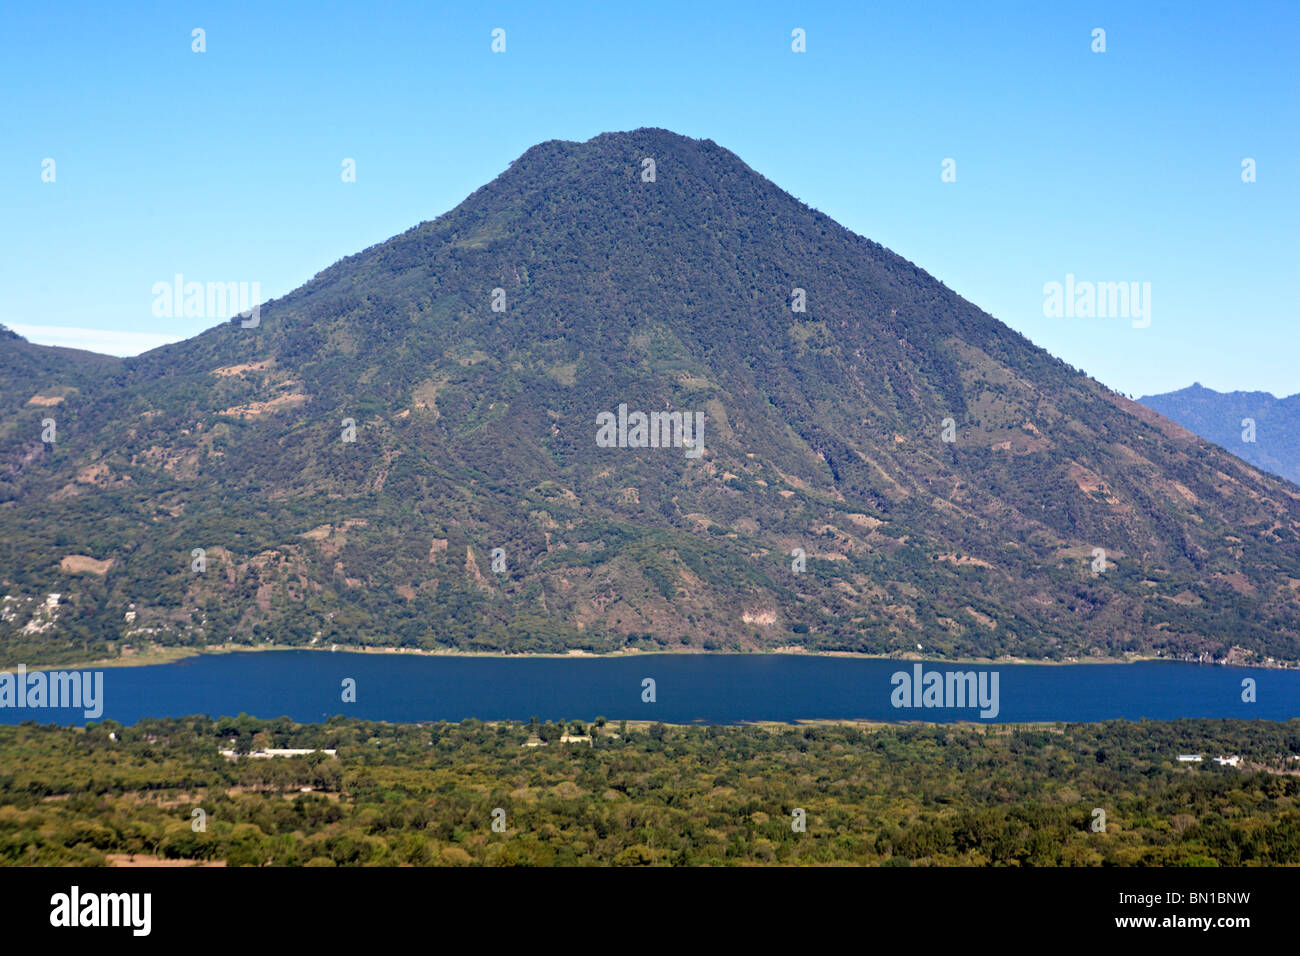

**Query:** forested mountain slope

left=3, top=129, right=1298, bottom=666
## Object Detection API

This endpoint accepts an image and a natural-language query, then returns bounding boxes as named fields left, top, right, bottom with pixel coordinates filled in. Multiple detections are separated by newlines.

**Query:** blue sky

left=2, top=1, right=1296, bottom=397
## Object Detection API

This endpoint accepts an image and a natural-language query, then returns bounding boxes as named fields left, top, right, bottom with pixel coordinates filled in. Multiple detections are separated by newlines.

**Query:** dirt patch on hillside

left=61, top=554, right=113, bottom=575
left=211, top=360, right=273, bottom=378
left=107, top=854, right=225, bottom=867
left=219, top=392, right=308, bottom=418
left=937, top=553, right=994, bottom=569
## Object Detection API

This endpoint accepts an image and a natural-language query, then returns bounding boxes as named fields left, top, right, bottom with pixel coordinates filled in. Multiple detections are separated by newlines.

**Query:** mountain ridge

left=1140, top=383, right=1300, bottom=487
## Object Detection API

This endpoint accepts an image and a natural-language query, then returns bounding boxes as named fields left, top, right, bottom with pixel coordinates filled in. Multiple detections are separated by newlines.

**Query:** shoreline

left=23, top=641, right=1293, bottom=673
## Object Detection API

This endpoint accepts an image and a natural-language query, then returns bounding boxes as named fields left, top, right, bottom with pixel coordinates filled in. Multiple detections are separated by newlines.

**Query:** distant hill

left=3, top=130, right=1300, bottom=666
left=0, top=324, right=121, bottom=418
left=1140, top=384, right=1300, bottom=487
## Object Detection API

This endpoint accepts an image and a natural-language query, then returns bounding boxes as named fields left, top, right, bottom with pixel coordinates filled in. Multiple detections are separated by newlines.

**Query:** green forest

left=2, top=715, right=1298, bottom=866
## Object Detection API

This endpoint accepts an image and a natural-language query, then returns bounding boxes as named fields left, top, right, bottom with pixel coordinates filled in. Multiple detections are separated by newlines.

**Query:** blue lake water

left=2, top=651, right=1298, bottom=726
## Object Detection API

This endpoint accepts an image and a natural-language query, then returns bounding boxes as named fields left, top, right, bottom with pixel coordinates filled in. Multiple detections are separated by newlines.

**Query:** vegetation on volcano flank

left=2, top=129, right=1299, bottom=666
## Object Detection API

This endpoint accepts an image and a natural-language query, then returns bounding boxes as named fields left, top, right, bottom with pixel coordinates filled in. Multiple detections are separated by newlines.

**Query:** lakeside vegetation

left=2, top=716, right=1298, bottom=866
left=22, top=640, right=1261, bottom=677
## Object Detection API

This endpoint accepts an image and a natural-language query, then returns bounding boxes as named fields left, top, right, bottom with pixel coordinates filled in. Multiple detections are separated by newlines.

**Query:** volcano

left=3, top=129, right=1298, bottom=666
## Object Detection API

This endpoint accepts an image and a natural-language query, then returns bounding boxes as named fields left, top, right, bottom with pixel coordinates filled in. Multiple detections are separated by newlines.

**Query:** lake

left=2, top=651, right=1297, bottom=725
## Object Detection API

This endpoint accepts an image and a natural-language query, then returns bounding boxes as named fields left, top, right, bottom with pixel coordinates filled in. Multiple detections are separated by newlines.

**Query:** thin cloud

left=6, top=324, right=182, bottom=357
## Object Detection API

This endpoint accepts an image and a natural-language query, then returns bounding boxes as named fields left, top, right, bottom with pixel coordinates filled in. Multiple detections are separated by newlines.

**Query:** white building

left=220, top=747, right=337, bottom=761
left=250, top=748, right=337, bottom=758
